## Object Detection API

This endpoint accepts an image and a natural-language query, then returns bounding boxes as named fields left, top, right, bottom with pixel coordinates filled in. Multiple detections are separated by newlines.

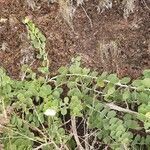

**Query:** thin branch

left=21, top=119, right=47, bottom=140
left=81, top=5, right=93, bottom=28
left=105, top=102, right=138, bottom=115
left=62, top=144, right=70, bottom=150
left=142, top=0, right=150, bottom=11
left=0, top=124, right=43, bottom=143
left=33, top=142, right=52, bottom=150
left=71, top=116, right=84, bottom=150
left=48, top=73, right=150, bottom=92
left=87, top=102, right=138, bottom=115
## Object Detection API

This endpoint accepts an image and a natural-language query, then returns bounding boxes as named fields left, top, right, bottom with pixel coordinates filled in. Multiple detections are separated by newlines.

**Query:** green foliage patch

left=0, top=18, right=150, bottom=150
left=0, top=57, right=150, bottom=149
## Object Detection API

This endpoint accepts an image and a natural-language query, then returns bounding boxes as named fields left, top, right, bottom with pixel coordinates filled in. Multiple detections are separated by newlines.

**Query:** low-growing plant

left=0, top=56, right=150, bottom=149
left=0, top=16, right=150, bottom=150
left=23, top=17, right=49, bottom=74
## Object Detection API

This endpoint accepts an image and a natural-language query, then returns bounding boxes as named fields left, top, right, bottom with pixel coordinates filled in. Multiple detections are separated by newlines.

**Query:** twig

left=1, top=98, right=7, bottom=118
left=91, top=132, right=97, bottom=150
left=48, top=73, right=150, bottom=92
left=63, top=144, right=70, bottom=150
left=33, top=142, right=52, bottom=150
left=81, top=5, right=93, bottom=28
left=71, top=116, right=84, bottom=150
left=21, top=119, right=47, bottom=140
left=142, top=0, right=150, bottom=11
left=105, top=103, right=138, bottom=115
left=0, top=124, right=43, bottom=143
left=87, top=102, right=138, bottom=115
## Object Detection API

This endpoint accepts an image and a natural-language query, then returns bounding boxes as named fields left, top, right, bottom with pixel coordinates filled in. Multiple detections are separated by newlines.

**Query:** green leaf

left=2, top=76, right=11, bottom=85
left=138, top=92, right=149, bottom=103
left=32, top=40, right=41, bottom=49
left=58, top=66, right=68, bottom=75
left=38, top=113, right=44, bottom=123
left=142, top=78, right=150, bottom=88
left=116, top=125, right=125, bottom=132
left=17, top=93, right=25, bottom=102
left=30, top=33, right=36, bottom=41
left=122, top=89, right=130, bottom=100
left=41, top=42, right=46, bottom=49
left=138, top=104, right=147, bottom=114
left=132, top=80, right=142, bottom=87
left=61, top=107, right=67, bottom=115
left=82, top=68, right=90, bottom=75
left=107, top=110, right=116, bottom=118
left=124, top=120, right=140, bottom=129
left=17, top=118, right=22, bottom=128
left=11, top=115, right=17, bottom=125
left=34, top=28, right=40, bottom=34
left=115, top=131, right=122, bottom=137
left=69, top=63, right=82, bottom=74
left=144, top=122, right=150, bottom=130
left=94, top=101, right=104, bottom=111
left=28, top=114, right=33, bottom=122
left=39, top=84, right=52, bottom=98
left=109, top=117, right=118, bottom=124
left=53, top=90, right=60, bottom=99
left=120, top=77, right=131, bottom=84
left=97, top=78, right=105, bottom=87
left=107, top=74, right=119, bottom=84
left=38, top=67, right=49, bottom=74
left=70, top=96, right=83, bottom=116
left=24, top=17, right=30, bottom=24
left=123, top=114, right=132, bottom=120
left=67, top=82, right=76, bottom=88
left=143, top=70, right=150, bottom=78
left=100, top=72, right=108, bottom=79
left=107, top=87, right=115, bottom=96
left=64, top=97, right=69, bottom=104
left=39, top=32, right=46, bottom=42
left=145, top=135, right=150, bottom=144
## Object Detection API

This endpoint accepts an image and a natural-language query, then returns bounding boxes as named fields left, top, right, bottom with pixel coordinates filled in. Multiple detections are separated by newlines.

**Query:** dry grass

left=26, top=0, right=36, bottom=10
left=58, top=0, right=76, bottom=29
left=122, top=0, right=136, bottom=19
left=148, top=39, right=150, bottom=54
left=77, top=0, right=84, bottom=6
left=25, top=0, right=138, bottom=28
left=97, top=0, right=112, bottom=13
left=98, top=40, right=119, bottom=72
left=57, top=0, right=138, bottom=28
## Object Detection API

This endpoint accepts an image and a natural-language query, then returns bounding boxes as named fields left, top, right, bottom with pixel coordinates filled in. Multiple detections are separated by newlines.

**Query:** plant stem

left=71, top=116, right=84, bottom=150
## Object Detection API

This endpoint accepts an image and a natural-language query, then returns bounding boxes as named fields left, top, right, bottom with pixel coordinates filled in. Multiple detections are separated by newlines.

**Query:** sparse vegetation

left=0, top=0, right=150, bottom=150
left=33, top=0, right=137, bottom=29
left=0, top=21, right=150, bottom=149
left=0, top=55, right=150, bottom=149
left=98, top=40, right=118, bottom=72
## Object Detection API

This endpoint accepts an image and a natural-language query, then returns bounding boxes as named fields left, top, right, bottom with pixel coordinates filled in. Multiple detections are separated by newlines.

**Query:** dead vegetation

left=57, top=0, right=137, bottom=26
left=25, top=0, right=138, bottom=29
left=98, top=40, right=119, bottom=73
left=122, top=0, right=137, bottom=19
left=0, top=0, right=149, bottom=78
left=58, top=0, right=76, bottom=29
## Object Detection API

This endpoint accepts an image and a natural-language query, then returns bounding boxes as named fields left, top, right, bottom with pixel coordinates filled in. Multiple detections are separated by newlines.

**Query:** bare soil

left=0, top=0, right=150, bottom=79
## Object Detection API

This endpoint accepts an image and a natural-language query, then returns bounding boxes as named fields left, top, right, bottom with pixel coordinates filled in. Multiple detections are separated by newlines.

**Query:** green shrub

left=0, top=56, right=150, bottom=149
left=0, top=17, right=150, bottom=150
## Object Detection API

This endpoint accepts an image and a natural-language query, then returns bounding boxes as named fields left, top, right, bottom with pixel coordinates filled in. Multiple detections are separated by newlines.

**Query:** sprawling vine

left=0, top=18, right=150, bottom=150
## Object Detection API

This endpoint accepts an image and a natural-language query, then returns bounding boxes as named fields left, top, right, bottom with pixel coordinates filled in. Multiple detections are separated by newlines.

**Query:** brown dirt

left=0, top=0, right=150, bottom=79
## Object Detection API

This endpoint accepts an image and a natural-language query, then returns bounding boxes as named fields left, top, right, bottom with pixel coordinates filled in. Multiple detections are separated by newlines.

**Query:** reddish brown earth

left=0, top=0, right=150, bottom=79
